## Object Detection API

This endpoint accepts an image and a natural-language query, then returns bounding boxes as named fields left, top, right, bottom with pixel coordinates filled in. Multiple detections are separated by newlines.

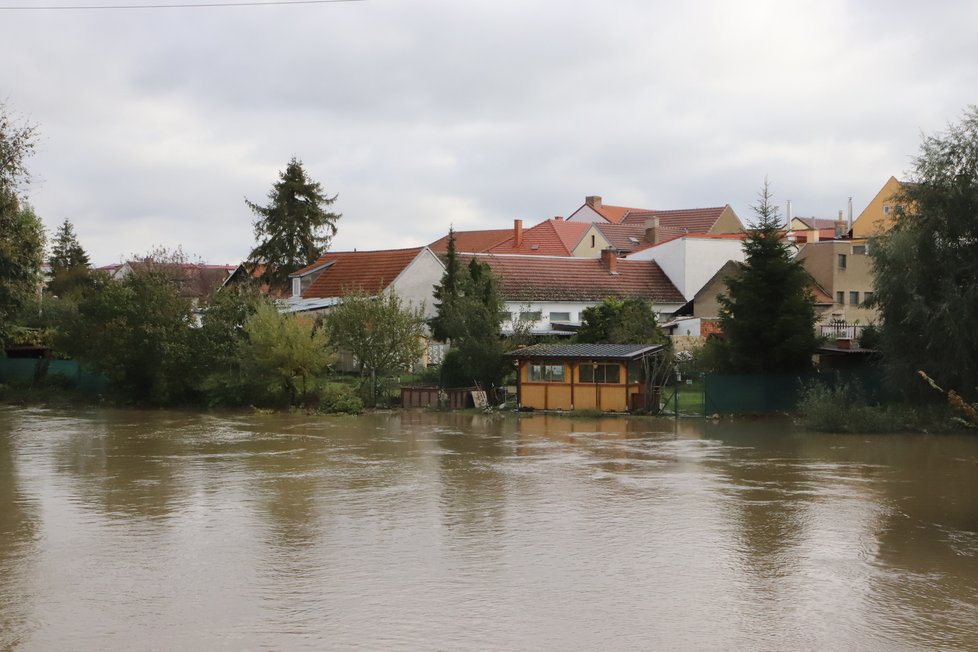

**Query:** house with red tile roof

left=486, top=218, right=591, bottom=256
left=427, top=228, right=512, bottom=254
left=221, top=262, right=292, bottom=298
left=565, top=196, right=744, bottom=233
left=565, top=195, right=650, bottom=225
left=459, top=251, right=685, bottom=335
left=285, top=247, right=444, bottom=316
left=106, top=261, right=236, bottom=303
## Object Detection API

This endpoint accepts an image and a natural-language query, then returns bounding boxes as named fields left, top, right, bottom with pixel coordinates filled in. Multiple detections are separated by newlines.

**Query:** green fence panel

left=703, top=369, right=888, bottom=415
left=0, top=359, right=39, bottom=384
left=0, top=358, right=108, bottom=394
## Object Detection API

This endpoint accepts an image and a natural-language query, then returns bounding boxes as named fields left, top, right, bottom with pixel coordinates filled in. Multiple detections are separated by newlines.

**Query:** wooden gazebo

left=506, top=343, right=668, bottom=413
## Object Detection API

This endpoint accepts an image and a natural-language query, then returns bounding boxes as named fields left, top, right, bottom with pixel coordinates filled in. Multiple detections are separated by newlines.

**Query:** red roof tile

left=300, top=247, right=425, bottom=298
left=594, top=203, right=646, bottom=224
left=621, top=207, right=730, bottom=233
left=427, top=228, right=512, bottom=254
left=487, top=219, right=590, bottom=256
left=794, top=216, right=839, bottom=230
left=461, top=254, right=685, bottom=304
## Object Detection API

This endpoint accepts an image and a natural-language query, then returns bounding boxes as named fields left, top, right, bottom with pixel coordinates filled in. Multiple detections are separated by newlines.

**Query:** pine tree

left=50, top=218, right=90, bottom=272
left=246, top=157, right=340, bottom=287
left=711, top=180, right=818, bottom=373
left=429, top=228, right=461, bottom=342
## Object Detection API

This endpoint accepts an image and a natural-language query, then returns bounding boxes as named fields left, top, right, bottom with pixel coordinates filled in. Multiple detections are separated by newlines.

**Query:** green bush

left=798, top=380, right=956, bottom=433
left=858, top=323, right=881, bottom=350
left=318, top=382, right=363, bottom=415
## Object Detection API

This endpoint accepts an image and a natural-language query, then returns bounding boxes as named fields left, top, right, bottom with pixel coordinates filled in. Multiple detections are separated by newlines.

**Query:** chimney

left=514, top=219, right=523, bottom=247
left=835, top=209, right=847, bottom=239
left=645, top=217, right=661, bottom=244
left=600, top=248, right=618, bottom=274
left=786, top=199, right=792, bottom=228
left=586, top=195, right=602, bottom=210
left=847, top=196, right=853, bottom=231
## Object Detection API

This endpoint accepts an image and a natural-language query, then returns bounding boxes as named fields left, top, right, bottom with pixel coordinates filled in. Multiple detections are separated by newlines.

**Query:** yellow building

left=795, top=239, right=878, bottom=324
left=851, top=176, right=906, bottom=237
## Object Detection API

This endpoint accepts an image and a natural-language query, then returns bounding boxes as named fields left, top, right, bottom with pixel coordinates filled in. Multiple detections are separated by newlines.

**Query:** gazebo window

left=580, top=363, right=621, bottom=384
left=528, top=363, right=565, bottom=382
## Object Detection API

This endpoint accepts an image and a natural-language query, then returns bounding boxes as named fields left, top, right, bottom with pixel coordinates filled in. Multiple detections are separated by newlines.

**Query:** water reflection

left=0, top=409, right=41, bottom=650
left=2, top=407, right=978, bottom=650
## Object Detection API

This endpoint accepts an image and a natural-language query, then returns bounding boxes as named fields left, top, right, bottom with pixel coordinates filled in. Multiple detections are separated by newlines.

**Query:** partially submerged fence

left=659, top=368, right=887, bottom=416
left=0, top=358, right=108, bottom=393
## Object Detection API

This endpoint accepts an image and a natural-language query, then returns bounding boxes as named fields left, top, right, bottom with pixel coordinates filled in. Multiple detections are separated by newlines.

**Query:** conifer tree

left=50, top=218, right=90, bottom=271
left=711, top=180, right=817, bottom=373
left=48, top=218, right=94, bottom=298
left=246, top=157, right=340, bottom=286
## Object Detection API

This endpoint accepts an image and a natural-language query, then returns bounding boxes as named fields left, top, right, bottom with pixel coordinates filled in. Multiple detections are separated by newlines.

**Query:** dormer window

left=292, top=277, right=301, bottom=298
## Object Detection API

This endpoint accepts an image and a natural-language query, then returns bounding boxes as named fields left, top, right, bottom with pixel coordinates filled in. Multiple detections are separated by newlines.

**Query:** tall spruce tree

left=246, top=157, right=340, bottom=287
left=871, top=106, right=978, bottom=401
left=50, top=219, right=89, bottom=271
left=48, top=218, right=93, bottom=298
left=429, top=228, right=461, bottom=342
left=711, top=180, right=817, bottom=373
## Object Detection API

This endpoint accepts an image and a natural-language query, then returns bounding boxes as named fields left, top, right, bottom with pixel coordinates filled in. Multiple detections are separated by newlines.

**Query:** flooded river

left=2, top=406, right=978, bottom=650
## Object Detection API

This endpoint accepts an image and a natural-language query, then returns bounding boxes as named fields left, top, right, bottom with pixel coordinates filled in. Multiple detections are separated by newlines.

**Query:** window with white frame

left=528, top=363, right=565, bottom=383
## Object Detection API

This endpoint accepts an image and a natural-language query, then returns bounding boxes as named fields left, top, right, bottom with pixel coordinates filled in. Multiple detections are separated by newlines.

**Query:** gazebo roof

left=506, top=343, right=665, bottom=361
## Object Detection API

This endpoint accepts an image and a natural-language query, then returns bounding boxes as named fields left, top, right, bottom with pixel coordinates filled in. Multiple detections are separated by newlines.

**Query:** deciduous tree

left=0, top=103, right=44, bottom=349
left=0, top=195, right=45, bottom=349
left=239, top=302, right=333, bottom=406
left=871, top=106, right=978, bottom=400
left=323, top=289, right=426, bottom=405
left=576, top=297, right=667, bottom=345
left=60, top=257, right=198, bottom=404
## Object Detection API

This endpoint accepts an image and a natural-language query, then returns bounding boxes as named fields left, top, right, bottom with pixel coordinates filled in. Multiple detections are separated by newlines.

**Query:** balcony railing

left=819, top=322, right=864, bottom=340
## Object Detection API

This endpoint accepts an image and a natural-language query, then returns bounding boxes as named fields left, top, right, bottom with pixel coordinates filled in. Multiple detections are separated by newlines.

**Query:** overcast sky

left=3, top=0, right=977, bottom=265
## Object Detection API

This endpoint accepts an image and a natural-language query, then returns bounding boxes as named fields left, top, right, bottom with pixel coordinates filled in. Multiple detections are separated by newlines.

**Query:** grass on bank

left=796, top=381, right=960, bottom=433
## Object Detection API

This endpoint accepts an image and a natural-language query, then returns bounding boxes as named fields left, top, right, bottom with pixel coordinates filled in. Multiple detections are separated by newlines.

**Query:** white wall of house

left=565, top=205, right=609, bottom=223
left=625, top=237, right=745, bottom=301
left=388, top=248, right=445, bottom=318
left=500, top=299, right=685, bottom=334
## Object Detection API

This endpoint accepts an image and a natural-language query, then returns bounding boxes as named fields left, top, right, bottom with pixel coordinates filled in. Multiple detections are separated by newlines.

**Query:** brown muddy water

left=1, top=406, right=978, bottom=651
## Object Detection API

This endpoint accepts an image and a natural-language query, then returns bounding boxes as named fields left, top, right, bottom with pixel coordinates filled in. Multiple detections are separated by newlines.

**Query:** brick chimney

left=585, top=195, right=602, bottom=210
left=514, top=219, right=523, bottom=247
left=645, top=217, right=661, bottom=244
left=600, top=248, right=618, bottom=274
left=835, top=210, right=847, bottom=239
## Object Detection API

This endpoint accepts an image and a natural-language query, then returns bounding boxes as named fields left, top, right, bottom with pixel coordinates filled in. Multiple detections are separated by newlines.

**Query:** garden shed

left=507, top=343, right=668, bottom=413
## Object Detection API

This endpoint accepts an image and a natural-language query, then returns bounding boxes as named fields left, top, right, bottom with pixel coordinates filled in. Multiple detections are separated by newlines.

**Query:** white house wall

left=501, top=299, right=685, bottom=333
left=626, top=238, right=745, bottom=301
left=565, top=205, right=609, bottom=223
left=389, top=248, right=445, bottom=318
